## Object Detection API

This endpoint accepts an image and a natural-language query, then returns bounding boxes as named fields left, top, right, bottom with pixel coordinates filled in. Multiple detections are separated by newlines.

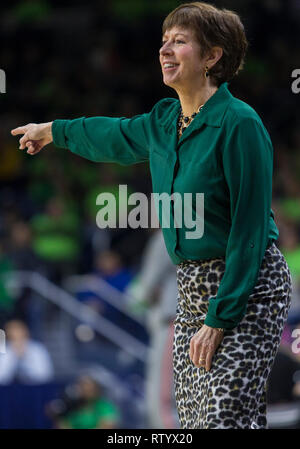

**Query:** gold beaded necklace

left=177, top=104, right=204, bottom=139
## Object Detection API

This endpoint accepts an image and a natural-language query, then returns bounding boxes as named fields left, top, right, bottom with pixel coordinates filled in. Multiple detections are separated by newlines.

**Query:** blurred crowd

left=0, top=0, right=300, bottom=428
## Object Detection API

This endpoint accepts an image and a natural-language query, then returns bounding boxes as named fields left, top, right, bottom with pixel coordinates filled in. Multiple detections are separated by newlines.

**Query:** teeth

left=164, top=63, right=177, bottom=68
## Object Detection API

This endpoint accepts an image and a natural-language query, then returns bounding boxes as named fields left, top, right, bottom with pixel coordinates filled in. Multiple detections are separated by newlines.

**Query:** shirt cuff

left=204, top=313, right=236, bottom=330
left=52, top=119, right=69, bottom=148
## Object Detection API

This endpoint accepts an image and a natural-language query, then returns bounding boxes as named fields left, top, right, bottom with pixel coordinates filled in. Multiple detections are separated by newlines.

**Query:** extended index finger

left=11, top=126, right=28, bottom=136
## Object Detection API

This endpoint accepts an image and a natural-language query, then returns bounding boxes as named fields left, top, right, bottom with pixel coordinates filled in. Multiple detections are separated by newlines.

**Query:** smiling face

left=159, top=26, right=205, bottom=91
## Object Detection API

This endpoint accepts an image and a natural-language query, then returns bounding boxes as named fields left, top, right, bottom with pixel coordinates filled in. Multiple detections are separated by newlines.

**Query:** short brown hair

left=162, top=2, right=248, bottom=87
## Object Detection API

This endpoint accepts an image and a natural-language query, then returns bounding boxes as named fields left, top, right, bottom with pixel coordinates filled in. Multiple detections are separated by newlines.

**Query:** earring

left=205, top=66, right=209, bottom=77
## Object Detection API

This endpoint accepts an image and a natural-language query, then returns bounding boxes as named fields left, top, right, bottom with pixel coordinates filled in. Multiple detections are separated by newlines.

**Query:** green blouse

left=62, top=398, right=119, bottom=429
left=52, top=82, right=279, bottom=329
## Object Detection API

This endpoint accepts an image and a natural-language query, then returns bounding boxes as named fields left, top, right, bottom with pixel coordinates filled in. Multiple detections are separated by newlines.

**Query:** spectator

left=0, top=319, right=54, bottom=384
left=77, top=249, right=133, bottom=324
left=7, top=220, right=47, bottom=337
left=51, top=375, right=120, bottom=429
left=30, top=196, right=80, bottom=284
left=8, top=220, right=42, bottom=272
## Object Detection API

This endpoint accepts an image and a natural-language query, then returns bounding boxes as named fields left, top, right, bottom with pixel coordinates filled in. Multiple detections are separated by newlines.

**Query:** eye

left=160, top=38, right=185, bottom=48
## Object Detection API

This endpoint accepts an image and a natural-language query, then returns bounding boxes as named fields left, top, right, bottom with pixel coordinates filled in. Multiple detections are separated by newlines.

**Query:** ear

left=205, top=46, right=223, bottom=68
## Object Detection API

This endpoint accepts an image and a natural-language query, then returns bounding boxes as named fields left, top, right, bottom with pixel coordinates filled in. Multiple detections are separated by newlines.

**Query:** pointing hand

left=11, top=122, right=53, bottom=155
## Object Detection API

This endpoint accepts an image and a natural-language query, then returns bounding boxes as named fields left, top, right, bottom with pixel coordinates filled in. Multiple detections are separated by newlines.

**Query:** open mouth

left=163, top=63, right=179, bottom=72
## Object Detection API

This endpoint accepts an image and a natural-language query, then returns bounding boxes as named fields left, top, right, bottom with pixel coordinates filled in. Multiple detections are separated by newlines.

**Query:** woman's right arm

left=11, top=112, right=151, bottom=165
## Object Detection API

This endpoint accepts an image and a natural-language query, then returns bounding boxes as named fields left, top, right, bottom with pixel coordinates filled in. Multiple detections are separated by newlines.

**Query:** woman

left=11, top=2, right=292, bottom=429
left=51, top=375, right=120, bottom=429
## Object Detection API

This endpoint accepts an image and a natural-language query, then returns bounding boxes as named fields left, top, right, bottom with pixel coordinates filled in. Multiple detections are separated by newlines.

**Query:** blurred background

left=0, top=0, right=300, bottom=429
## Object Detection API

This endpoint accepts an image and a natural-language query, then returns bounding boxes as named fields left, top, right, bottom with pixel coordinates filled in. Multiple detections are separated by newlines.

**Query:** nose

left=159, top=42, right=173, bottom=57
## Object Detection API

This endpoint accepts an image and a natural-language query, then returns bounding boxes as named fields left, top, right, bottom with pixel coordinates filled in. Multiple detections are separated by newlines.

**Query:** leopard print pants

left=173, top=242, right=292, bottom=429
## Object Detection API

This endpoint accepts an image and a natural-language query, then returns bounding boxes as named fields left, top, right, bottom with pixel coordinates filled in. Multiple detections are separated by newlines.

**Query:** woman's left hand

left=190, top=324, right=224, bottom=371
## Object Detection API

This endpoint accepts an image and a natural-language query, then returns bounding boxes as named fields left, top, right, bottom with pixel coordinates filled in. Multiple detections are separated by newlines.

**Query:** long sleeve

left=204, top=115, right=274, bottom=330
left=52, top=113, right=150, bottom=165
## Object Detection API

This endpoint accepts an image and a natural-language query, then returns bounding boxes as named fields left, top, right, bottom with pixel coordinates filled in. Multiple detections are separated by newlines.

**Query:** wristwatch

left=216, top=328, right=225, bottom=333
